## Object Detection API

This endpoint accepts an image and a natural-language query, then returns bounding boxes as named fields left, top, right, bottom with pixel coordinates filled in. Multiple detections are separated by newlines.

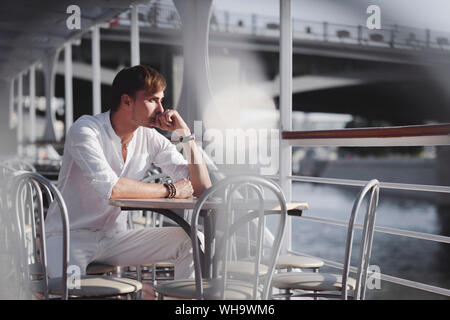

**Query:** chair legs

left=313, top=267, right=318, bottom=300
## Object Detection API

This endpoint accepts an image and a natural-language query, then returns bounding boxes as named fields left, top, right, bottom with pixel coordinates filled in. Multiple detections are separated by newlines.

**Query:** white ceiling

left=0, top=0, right=140, bottom=80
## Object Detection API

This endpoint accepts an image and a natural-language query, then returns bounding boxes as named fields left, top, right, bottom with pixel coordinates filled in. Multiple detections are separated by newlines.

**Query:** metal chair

left=154, top=175, right=288, bottom=300
left=0, top=168, right=31, bottom=299
left=4, top=171, right=142, bottom=299
left=2, top=159, right=36, bottom=172
left=271, top=179, right=380, bottom=300
left=217, top=194, right=323, bottom=280
left=230, top=183, right=323, bottom=276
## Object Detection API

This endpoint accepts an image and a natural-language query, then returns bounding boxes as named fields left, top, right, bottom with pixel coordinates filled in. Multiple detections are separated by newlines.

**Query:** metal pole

left=64, top=43, right=73, bottom=134
left=131, top=5, right=140, bottom=66
left=357, top=25, right=363, bottom=44
left=42, top=51, right=58, bottom=141
left=251, top=14, right=257, bottom=36
left=17, top=73, right=23, bottom=156
left=29, top=65, right=36, bottom=143
left=92, top=25, right=101, bottom=115
left=280, top=0, right=293, bottom=253
left=225, top=11, right=230, bottom=33
left=9, top=77, right=15, bottom=129
left=323, top=21, right=328, bottom=41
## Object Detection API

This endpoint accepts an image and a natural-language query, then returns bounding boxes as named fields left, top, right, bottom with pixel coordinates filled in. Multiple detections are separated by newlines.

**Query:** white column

left=92, top=25, right=101, bottom=115
left=42, top=51, right=59, bottom=141
left=130, top=5, right=140, bottom=66
left=9, top=77, right=15, bottom=129
left=173, top=0, right=214, bottom=130
left=64, top=42, right=73, bottom=134
left=29, top=65, right=36, bottom=143
left=17, top=73, right=23, bottom=156
left=279, top=0, right=293, bottom=253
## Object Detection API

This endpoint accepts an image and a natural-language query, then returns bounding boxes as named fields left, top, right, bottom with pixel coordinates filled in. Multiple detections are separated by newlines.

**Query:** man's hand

left=155, top=110, right=191, bottom=137
left=173, top=178, right=194, bottom=199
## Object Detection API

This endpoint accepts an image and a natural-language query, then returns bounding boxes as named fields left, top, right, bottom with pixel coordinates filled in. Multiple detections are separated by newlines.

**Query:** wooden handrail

left=282, top=124, right=450, bottom=140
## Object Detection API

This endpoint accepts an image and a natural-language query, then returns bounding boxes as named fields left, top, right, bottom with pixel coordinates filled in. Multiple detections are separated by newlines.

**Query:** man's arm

left=182, top=138, right=212, bottom=197
left=110, top=177, right=167, bottom=199
left=156, top=109, right=212, bottom=198
left=110, top=177, right=193, bottom=199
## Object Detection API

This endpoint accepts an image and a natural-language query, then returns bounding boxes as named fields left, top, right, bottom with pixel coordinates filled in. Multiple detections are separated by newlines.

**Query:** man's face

left=130, top=89, right=165, bottom=128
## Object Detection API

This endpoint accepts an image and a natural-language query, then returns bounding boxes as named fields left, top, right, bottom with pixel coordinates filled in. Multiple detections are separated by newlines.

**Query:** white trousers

left=46, top=227, right=198, bottom=280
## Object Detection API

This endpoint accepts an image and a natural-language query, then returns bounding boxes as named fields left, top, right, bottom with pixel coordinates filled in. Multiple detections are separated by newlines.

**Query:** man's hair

left=109, top=65, right=166, bottom=113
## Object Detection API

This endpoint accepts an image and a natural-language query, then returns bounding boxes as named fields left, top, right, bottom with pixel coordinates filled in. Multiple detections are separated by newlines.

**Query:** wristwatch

left=176, top=134, right=195, bottom=144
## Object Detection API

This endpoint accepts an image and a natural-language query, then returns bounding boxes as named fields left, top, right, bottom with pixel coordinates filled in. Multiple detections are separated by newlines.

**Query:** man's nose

left=156, top=101, right=164, bottom=113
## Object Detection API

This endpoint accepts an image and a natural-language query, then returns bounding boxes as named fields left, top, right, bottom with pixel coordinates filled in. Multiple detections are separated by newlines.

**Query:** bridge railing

left=114, top=1, right=450, bottom=52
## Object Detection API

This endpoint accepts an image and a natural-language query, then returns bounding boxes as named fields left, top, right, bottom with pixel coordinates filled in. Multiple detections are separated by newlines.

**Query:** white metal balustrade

left=275, top=127, right=450, bottom=298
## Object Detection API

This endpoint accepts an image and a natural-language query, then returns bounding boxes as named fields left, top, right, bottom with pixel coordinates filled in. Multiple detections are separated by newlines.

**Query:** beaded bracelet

left=164, top=182, right=176, bottom=199
left=169, top=183, right=176, bottom=198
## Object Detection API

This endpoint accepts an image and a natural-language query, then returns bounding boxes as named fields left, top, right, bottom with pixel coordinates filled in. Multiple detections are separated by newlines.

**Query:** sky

left=213, top=0, right=450, bottom=33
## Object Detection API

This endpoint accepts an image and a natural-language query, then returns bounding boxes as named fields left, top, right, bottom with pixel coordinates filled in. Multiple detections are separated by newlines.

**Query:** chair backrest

left=341, top=179, right=380, bottom=300
left=4, top=171, right=70, bottom=300
left=0, top=168, right=27, bottom=298
left=2, top=159, right=36, bottom=172
left=190, top=175, right=287, bottom=300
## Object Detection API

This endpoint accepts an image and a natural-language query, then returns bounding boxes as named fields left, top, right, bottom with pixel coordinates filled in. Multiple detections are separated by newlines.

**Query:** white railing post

left=9, top=77, right=15, bottom=130
left=92, top=25, right=101, bottom=115
left=42, top=51, right=59, bottom=142
left=130, top=4, right=140, bottom=66
left=64, top=42, right=73, bottom=134
left=17, top=73, right=23, bottom=156
left=279, top=0, right=293, bottom=253
left=29, top=65, right=36, bottom=143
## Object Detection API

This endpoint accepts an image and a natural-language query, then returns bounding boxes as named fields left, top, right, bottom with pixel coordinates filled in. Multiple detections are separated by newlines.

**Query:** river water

left=287, top=182, right=450, bottom=300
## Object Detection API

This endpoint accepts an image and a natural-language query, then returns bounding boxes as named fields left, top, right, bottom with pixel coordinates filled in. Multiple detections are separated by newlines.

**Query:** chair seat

left=86, top=262, right=117, bottom=275
left=132, top=216, right=156, bottom=227
left=29, top=262, right=44, bottom=276
left=276, top=255, right=324, bottom=269
left=272, top=272, right=356, bottom=292
left=33, top=276, right=142, bottom=297
left=140, top=261, right=174, bottom=268
left=155, top=278, right=260, bottom=300
left=223, top=261, right=268, bottom=276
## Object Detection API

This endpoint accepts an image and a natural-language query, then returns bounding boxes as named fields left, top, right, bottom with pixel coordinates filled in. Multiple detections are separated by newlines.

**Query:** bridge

left=2, top=0, right=450, bottom=150
left=59, top=1, right=450, bottom=125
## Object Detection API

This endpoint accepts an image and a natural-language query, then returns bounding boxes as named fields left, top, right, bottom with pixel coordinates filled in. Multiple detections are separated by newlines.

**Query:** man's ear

left=121, top=94, right=132, bottom=108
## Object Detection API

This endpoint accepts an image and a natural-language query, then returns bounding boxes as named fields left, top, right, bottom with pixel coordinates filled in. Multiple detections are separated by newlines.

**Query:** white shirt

left=45, top=110, right=189, bottom=234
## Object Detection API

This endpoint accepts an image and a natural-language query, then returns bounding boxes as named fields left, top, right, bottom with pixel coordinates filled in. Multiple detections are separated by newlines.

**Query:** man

left=45, top=65, right=211, bottom=280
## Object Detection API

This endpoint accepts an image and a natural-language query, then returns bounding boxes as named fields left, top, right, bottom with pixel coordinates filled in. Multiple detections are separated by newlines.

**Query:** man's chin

left=146, top=120, right=160, bottom=129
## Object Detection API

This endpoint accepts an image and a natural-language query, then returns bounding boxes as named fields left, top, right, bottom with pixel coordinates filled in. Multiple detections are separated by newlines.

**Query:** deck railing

left=276, top=123, right=450, bottom=297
